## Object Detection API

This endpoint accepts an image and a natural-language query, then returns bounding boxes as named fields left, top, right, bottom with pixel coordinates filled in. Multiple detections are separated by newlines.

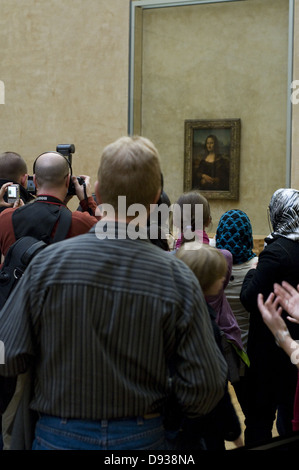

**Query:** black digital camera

left=56, top=144, right=84, bottom=196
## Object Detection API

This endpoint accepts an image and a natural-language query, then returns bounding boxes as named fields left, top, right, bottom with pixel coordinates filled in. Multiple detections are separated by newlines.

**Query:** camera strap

left=34, top=195, right=67, bottom=205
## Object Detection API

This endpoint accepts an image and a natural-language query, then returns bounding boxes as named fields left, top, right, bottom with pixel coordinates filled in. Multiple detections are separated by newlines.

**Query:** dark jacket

left=241, top=235, right=299, bottom=342
left=240, top=235, right=299, bottom=388
left=165, top=303, right=241, bottom=450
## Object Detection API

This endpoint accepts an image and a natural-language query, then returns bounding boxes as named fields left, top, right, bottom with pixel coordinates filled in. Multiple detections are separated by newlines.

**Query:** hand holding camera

left=0, top=182, right=24, bottom=208
left=71, top=175, right=92, bottom=202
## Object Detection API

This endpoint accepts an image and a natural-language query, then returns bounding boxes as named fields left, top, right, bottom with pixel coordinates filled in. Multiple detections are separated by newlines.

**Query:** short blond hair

left=175, top=242, right=227, bottom=292
left=97, top=136, right=162, bottom=212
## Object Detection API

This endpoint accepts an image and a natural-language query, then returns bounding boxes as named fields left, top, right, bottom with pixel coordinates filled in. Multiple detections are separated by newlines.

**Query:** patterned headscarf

left=216, top=209, right=256, bottom=265
left=269, top=188, right=299, bottom=241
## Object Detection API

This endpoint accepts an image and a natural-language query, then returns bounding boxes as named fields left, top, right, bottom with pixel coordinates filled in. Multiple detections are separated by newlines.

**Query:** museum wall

left=0, top=0, right=131, bottom=210
left=139, top=0, right=290, bottom=238
left=0, top=0, right=296, bottom=237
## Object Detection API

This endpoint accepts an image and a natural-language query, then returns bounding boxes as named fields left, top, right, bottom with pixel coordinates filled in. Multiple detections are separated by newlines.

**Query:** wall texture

left=139, top=0, right=289, bottom=237
left=0, top=0, right=296, bottom=234
left=0, top=0, right=130, bottom=209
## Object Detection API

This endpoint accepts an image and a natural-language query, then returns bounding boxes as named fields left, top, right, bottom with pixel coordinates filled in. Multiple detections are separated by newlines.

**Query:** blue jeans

left=32, top=414, right=167, bottom=450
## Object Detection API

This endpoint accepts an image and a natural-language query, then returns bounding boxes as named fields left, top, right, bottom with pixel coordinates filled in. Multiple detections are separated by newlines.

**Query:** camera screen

left=8, top=186, right=17, bottom=197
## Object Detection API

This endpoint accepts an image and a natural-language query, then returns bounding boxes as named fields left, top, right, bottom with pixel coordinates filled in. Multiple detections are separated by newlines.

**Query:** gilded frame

left=184, top=118, right=241, bottom=200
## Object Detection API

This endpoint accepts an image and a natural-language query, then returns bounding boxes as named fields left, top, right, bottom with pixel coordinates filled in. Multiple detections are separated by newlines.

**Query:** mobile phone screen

left=8, top=186, right=16, bottom=198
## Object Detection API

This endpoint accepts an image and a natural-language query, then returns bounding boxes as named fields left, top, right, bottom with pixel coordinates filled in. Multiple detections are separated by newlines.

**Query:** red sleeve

left=0, top=208, right=17, bottom=257
left=68, top=211, right=98, bottom=238
left=79, top=196, right=99, bottom=218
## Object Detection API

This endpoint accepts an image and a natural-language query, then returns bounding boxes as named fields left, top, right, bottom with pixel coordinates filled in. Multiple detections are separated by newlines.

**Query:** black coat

left=240, top=235, right=299, bottom=395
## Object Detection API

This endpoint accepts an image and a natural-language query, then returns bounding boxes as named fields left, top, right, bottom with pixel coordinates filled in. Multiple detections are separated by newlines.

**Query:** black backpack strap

left=20, top=239, right=48, bottom=266
left=3, top=236, right=47, bottom=277
left=0, top=237, right=48, bottom=308
left=51, top=206, right=72, bottom=243
left=12, top=201, right=72, bottom=244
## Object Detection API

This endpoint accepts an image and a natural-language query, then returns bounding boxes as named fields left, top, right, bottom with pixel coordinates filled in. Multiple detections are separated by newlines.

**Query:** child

left=173, top=241, right=243, bottom=450
left=174, top=191, right=246, bottom=384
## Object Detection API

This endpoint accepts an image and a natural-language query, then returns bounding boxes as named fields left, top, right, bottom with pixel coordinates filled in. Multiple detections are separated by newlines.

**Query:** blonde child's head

left=175, top=241, right=227, bottom=295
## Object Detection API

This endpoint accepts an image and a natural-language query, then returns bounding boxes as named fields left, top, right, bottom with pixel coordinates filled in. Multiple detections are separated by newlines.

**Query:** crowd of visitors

left=0, top=138, right=299, bottom=451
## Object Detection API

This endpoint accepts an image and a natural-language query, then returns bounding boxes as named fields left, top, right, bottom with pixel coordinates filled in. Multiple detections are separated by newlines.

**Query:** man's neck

left=36, top=189, right=66, bottom=203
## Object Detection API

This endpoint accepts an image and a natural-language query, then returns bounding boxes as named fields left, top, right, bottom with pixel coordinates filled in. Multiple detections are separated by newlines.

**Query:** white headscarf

left=269, top=188, right=299, bottom=241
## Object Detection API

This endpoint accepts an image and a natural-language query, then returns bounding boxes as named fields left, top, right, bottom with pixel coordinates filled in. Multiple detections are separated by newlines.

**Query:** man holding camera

left=0, top=150, right=99, bottom=449
left=0, top=151, right=98, bottom=261
left=0, top=152, right=33, bottom=212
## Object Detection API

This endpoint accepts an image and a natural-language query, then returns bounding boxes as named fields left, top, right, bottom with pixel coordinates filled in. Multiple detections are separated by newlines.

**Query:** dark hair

left=0, top=152, right=27, bottom=181
left=175, top=190, right=211, bottom=231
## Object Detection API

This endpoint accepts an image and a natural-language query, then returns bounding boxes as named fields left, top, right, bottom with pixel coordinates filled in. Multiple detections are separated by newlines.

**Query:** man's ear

left=148, top=188, right=162, bottom=217
left=66, top=174, right=71, bottom=189
left=20, top=174, right=28, bottom=189
left=94, top=180, right=102, bottom=205
left=33, top=174, right=38, bottom=190
left=153, top=188, right=162, bottom=205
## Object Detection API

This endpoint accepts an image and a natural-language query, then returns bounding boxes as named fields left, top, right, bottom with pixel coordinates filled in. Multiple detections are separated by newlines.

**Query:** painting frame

left=184, top=118, right=241, bottom=200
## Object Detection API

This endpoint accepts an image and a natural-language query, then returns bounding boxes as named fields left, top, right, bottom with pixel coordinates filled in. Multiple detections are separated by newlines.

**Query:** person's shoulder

left=70, top=209, right=98, bottom=231
left=0, top=207, right=16, bottom=221
left=218, top=247, right=233, bottom=263
left=46, top=230, right=92, bottom=253
left=71, top=209, right=97, bottom=222
left=263, top=235, right=298, bottom=254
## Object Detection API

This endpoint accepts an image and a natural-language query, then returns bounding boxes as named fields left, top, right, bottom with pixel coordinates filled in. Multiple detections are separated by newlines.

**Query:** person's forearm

left=274, top=329, right=299, bottom=368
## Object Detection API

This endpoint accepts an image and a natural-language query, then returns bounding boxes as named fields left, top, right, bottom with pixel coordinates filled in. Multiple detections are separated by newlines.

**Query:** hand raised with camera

left=0, top=182, right=24, bottom=208
left=0, top=182, right=13, bottom=208
left=72, top=175, right=92, bottom=202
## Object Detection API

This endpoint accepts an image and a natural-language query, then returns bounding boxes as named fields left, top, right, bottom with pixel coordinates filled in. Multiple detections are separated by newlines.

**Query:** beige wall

left=0, top=0, right=296, bottom=233
left=139, top=0, right=289, bottom=238
left=0, top=0, right=130, bottom=209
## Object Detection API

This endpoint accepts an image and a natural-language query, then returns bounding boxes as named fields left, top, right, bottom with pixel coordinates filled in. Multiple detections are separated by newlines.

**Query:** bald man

left=0, top=151, right=98, bottom=260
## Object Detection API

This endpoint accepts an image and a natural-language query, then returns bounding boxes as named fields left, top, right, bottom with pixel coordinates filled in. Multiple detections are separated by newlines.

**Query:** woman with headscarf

left=216, top=209, right=257, bottom=353
left=240, top=188, right=299, bottom=447
left=216, top=210, right=257, bottom=416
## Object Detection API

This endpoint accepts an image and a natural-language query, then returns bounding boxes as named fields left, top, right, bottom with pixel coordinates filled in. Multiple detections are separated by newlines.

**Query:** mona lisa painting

left=184, top=119, right=240, bottom=200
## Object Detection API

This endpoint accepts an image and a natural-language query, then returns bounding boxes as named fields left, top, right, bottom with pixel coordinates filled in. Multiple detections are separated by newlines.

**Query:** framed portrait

left=184, top=118, right=241, bottom=199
